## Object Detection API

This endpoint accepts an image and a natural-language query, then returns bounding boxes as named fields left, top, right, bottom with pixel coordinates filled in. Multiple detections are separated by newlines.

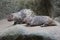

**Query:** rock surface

left=0, top=19, right=60, bottom=40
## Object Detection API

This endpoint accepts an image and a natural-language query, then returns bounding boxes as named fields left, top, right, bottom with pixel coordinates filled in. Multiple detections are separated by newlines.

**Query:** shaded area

left=16, top=35, right=54, bottom=40
left=0, top=35, right=55, bottom=40
left=0, top=0, right=60, bottom=19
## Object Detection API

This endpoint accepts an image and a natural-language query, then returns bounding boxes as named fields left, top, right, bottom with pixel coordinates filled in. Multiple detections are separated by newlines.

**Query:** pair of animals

left=7, top=9, right=56, bottom=27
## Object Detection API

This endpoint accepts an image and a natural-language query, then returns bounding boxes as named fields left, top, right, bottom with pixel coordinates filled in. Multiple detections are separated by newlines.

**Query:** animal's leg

left=40, top=24, right=48, bottom=27
left=13, top=21, right=17, bottom=25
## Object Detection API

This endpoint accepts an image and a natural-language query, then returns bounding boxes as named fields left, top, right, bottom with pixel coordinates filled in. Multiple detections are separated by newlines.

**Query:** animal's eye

left=11, top=15, right=13, bottom=17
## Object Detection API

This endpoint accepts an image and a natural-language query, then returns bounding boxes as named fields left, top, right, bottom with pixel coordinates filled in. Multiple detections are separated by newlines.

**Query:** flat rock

left=0, top=19, right=60, bottom=40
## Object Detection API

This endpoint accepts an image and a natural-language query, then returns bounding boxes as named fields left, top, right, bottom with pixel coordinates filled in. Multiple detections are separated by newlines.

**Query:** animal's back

left=32, top=16, right=50, bottom=24
left=30, top=16, right=54, bottom=26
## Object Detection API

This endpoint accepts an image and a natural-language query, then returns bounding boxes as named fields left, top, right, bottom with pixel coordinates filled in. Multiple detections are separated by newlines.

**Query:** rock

left=0, top=24, right=56, bottom=40
left=54, top=16, right=60, bottom=23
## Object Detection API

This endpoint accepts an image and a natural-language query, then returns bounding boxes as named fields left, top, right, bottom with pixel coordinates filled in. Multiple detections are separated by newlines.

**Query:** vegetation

left=0, top=0, right=60, bottom=19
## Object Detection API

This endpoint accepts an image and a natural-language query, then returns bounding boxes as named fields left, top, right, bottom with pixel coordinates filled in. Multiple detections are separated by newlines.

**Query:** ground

left=0, top=19, right=60, bottom=40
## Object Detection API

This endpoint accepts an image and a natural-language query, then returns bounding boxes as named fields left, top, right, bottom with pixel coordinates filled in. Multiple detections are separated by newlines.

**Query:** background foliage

left=0, top=0, right=60, bottom=19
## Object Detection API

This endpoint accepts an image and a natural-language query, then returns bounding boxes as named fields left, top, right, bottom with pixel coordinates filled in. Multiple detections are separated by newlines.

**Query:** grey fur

left=23, top=16, right=56, bottom=27
left=7, top=9, right=35, bottom=25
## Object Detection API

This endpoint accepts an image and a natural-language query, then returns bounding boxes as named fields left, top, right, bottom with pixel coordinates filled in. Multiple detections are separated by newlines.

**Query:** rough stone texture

left=0, top=25, right=56, bottom=40
left=0, top=19, right=60, bottom=40
left=54, top=16, right=60, bottom=23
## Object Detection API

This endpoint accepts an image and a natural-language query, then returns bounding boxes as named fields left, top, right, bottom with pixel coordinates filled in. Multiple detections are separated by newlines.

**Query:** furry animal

left=23, top=16, right=57, bottom=27
left=7, top=9, right=35, bottom=25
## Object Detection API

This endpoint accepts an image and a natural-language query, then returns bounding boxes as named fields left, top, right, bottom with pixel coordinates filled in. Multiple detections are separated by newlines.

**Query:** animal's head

left=7, top=14, right=14, bottom=22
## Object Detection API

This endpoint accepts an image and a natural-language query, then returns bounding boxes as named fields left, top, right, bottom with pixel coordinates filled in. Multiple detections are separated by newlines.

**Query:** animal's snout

left=7, top=15, right=13, bottom=22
